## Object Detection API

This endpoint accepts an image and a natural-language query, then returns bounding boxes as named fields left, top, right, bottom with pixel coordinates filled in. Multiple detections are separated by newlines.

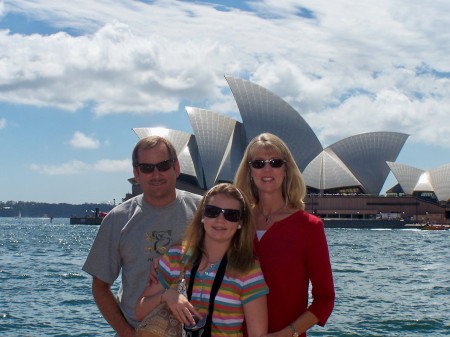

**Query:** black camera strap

left=187, top=254, right=228, bottom=337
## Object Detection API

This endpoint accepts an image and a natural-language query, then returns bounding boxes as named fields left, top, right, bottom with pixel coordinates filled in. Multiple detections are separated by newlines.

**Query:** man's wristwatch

left=289, top=323, right=299, bottom=337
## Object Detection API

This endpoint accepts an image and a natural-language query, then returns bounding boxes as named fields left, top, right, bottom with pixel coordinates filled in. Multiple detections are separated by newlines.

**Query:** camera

left=183, top=315, right=207, bottom=337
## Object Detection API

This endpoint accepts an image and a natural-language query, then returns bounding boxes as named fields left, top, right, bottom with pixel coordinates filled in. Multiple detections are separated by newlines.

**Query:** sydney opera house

left=126, top=76, right=450, bottom=226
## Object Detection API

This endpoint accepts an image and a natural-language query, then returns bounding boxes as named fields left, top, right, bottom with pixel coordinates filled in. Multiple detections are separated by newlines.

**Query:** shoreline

left=323, top=219, right=427, bottom=229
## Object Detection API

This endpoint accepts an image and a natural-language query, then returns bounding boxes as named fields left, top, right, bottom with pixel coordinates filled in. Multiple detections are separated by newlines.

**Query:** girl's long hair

left=182, top=183, right=256, bottom=276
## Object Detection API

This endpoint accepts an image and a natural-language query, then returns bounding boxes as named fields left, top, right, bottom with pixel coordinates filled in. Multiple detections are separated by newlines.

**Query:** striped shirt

left=158, top=245, right=269, bottom=337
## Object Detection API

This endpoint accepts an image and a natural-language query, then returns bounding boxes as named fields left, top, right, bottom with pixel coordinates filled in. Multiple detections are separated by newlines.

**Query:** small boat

left=70, top=208, right=108, bottom=225
left=420, top=224, right=450, bottom=231
left=70, top=216, right=104, bottom=225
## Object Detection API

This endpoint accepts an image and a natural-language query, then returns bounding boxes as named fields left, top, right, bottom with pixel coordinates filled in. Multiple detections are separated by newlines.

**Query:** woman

left=136, top=183, right=268, bottom=337
left=234, top=133, right=335, bottom=337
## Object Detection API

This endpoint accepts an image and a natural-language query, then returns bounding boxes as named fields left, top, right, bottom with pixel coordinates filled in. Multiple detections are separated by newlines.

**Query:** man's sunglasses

left=248, top=158, right=286, bottom=169
left=183, top=315, right=207, bottom=337
left=204, top=205, right=242, bottom=222
left=135, top=159, right=175, bottom=174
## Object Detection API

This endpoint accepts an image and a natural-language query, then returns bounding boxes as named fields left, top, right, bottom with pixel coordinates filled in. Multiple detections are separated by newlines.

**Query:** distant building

left=387, top=162, right=450, bottom=203
left=126, top=76, right=450, bottom=224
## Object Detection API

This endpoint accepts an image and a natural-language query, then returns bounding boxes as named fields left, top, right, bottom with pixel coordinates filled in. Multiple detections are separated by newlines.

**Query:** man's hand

left=92, top=276, right=135, bottom=337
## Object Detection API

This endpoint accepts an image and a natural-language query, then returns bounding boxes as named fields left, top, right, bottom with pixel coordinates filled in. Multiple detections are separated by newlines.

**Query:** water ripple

left=2, top=220, right=450, bottom=337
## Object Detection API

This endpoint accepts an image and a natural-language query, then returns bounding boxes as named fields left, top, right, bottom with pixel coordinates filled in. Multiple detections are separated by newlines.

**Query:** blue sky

left=1, top=0, right=449, bottom=204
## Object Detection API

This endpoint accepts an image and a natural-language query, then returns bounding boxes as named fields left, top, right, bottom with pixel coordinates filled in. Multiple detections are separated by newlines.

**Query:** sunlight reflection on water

left=1, top=219, right=449, bottom=337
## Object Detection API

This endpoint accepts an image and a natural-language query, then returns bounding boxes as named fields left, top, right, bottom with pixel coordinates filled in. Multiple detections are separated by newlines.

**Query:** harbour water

left=1, top=218, right=449, bottom=336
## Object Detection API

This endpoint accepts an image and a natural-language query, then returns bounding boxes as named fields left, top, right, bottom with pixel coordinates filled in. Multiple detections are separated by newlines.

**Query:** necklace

left=208, top=261, right=218, bottom=269
left=258, top=201, right=286, bottom=224
left=200, top=259, right=220, bottom=273
left=202, top=260, right=220, bottom=281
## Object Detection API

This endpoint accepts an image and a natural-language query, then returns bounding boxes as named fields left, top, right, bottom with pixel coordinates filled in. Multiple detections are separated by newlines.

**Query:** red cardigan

left=254, top=210, right=335, bottom=336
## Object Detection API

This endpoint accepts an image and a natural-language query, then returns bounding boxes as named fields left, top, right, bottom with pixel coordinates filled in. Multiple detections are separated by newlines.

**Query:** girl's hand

left=162, top=288, right=202, bottom=326
left=147, top=258, right=160, bottom=285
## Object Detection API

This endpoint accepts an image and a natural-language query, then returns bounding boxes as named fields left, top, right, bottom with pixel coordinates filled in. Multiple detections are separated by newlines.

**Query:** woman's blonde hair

left=234, top=133, right=306, bottom=210
left=182, top=183, right=256, bottom=275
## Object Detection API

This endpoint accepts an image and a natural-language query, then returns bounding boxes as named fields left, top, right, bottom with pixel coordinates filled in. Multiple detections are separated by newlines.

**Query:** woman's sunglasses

left=135, top=159, right=175, bottom=174
left=248, top=158, right=286, bottom=169
left=204, top=205, right=242, bottom=222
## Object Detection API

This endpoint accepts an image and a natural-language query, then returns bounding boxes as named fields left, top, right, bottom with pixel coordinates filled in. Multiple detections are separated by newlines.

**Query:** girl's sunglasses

left=204, top=205, right=241, bottom=222
left=248, top=158, right=286, bottom=169
left=134, top=159, right=175, bottom=174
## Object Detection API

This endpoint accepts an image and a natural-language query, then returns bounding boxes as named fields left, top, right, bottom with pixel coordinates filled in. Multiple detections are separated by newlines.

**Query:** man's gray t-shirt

left=82, top=189, right=201, bottom=327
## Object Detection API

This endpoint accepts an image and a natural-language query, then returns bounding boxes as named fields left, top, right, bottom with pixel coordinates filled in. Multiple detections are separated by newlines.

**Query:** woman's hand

left=162, top=288, right=202, bottom=326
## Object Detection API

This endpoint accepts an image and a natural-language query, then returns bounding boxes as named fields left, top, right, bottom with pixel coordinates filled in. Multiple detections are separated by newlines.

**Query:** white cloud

left=1, top=0, right=450, bottom=149
left=69, top=131, right=100, bottom=149
left=0, top=1, right=4, bottom=18
left=0, top=118, right=6, bottom=129
left=93, top=159, right=131, bottom=172
left=30, top=158, right=131, bottom=175
left=30, top=160, right=90, bottom=175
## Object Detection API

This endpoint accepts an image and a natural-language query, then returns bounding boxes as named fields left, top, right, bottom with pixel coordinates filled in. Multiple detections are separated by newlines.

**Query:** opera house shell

left=387, top=162, right=450, bottom=203
left=128, top=76, right=450, bottom=226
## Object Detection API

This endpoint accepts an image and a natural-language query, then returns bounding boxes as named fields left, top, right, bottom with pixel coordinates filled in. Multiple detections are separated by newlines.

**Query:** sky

left=1, top=0, right=449, bottom=205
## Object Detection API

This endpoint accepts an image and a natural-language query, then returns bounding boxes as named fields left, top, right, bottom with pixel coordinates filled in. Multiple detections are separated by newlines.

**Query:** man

left=83, top=136, right=202, bottom=337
